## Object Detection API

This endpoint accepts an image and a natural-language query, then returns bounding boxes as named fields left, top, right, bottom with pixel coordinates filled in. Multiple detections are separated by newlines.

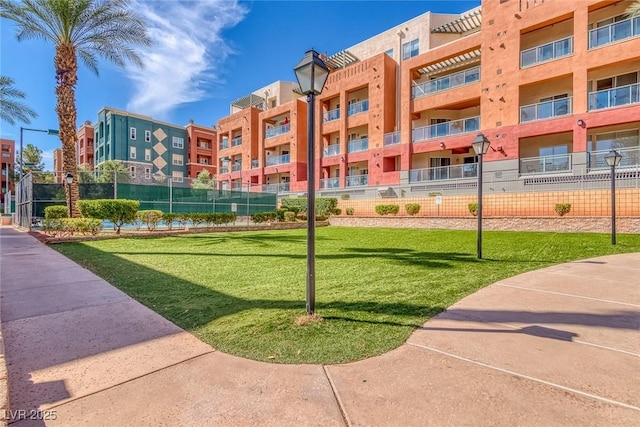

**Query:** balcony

left=521, top=36, right=573, bottom=68
left=265, top=154, right=290, bottom=166
left=265, top=123, right=290, bottom=139
left=520, top=97, right=572, bottom=122
left=412, top=116, right=480, bottom=142
left=412, top=66, right=480, bottom=99
left=384, top=131, right=401, bottom=146
left=347, top=99, right=369, bottom=116
left=346, top=174, right=368, bottom=187
left=323, top=108, right=340, bottom=122
left=320, top=177, right=340, bottom=188
left=348, top=138, right=369, bottom=153
left=588, top=146, right=640, bottom=170
left=251, top=159, right=259, bottom=168
left=197, top=142, right=211, bottom=149
left=262, top=183, right=290, bottom=193
left=220, top=166, right=229, bottom=174
left=323, top=144, right=340, bottom=157
left=520, top=154, right=571, bottom=175
left=219, top=139, right=229, bottom=150
left=409, top=163, right=478, bottom=182
left=589, top=16, right=640, bottom=49
left=231, top=163, right=242, bottom=172
left=231, top=136, right=242, bottom=147
left=588, top=83, right=640, bottom=111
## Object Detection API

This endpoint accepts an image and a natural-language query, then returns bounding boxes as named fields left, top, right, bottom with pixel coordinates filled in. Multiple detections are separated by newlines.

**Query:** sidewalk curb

left=0, top=319, right=9, bottom=427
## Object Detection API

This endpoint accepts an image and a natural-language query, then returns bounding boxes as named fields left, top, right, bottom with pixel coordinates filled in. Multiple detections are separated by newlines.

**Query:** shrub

left=468, top=203, right=478, bottom=216
left=405, top=203, right=420, bottom=216
left=214, top=212, right=237, bottom=225
left=332, top=208, right=342, bottom=216
left=275, top=208, right=287, bottom=222
left=340, top=193, right=350, bottom=200
left=42, top=218, right=102, bottom=237
left=251, top=212, right=277, bottom=223
left=555, top=203, right=571, bottom=217
left=162, top=212, right=177, bottom=230
left=346, top=207, right=355, bottom=216
left=44, top=205, right=68, bottom=219
left=280, top=197, right=338, bottom=217
left=77, top=199, right=139, bottom=235
left=375, top=204, right=400, bottom=216
left=284, top=211, right=296, bottom=222
left=138, top=210, right=163, bottom=231
left=188, top=212, right=208, bottom=228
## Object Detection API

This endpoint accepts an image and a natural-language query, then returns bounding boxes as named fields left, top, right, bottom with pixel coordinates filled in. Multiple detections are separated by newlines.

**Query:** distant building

left=77, top=120, right=95, bottom=167
left=1, top=139, right=15, bottom=206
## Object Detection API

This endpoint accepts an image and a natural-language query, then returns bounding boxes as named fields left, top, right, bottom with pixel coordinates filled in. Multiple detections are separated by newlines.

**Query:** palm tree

left=1, top=0, right=150, bottom=216
left=0, top=75, right=37, bottom=125
left=627, top=0, right=640, bottom=17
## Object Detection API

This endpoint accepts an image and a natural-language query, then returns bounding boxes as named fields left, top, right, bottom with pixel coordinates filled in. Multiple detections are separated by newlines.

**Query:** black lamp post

left=65, top=172, right=74, bottom=218
left=471, top=133, right=491, bottom=259
left=604, top=149, right=622, bottom=245
left=294, top=49, right=329, bottom=316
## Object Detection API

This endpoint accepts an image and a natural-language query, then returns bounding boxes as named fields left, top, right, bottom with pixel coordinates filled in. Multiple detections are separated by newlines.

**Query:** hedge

left=137, top=210, right=164, bottom=231
left=375, top=204, right=400, bottom=216
left=280, top=197, right=338, bottom=216
left=77, top=199, right=140, bottom=234
left=44, top=205, right=68, bottom=219
left=42, top=218, right=103, bottom=237
left=405, top=203, right=420, bottom=216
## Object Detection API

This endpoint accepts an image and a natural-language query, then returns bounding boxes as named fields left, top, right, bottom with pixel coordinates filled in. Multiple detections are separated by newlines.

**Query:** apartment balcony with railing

left=412, top=66, right=480, bottom=99
left=346, top=174, right=368, bottom=187
left=520, top=154, right=571, bottom=175
left=589, top=15, right=640, bottom=49
left=520, top=97, right=572, bottom=122
left=197, top=141, right=211, bottom=149
left=320, top=177, right=340, bottom=189
left=265, top=123, right=290, bottom=139
left=251, top=159, right=259, bottom=168
left=265, top=153, right=290, bottom=166
left=231, top=136, right=242, bottom=147
left=231, top=162, right=242, bottom=172
left=409, top=163, right=478, bottom=182
left=220, top=166, right=229, bottom=173
left=412, top=116, right=480, bottom=142
left=219, top=138, right=229, bottom=150
left=323, top=144, right=340, bottom=157
left=323, top=108, right=340, bottom=123
left=520, top=36, right=573, bottom=68
left=588, top=83, right=640, bottom=110
left=348, top=138, right=368, bottom=153
left=262, top=183, right=290, bottom=193
left=588, top=146, right=640, bottom=170
left=384, top=131, right=401, bottom=146
left=347, top=99, right=369, bottom=116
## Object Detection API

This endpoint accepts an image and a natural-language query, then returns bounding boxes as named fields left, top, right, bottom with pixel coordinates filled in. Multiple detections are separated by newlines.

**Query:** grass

left=53, top=227, right=640, bottom=364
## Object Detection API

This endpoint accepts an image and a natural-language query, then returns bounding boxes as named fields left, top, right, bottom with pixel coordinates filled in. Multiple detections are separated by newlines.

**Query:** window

left=145, top=130, right=151, bottom=142
left=130, top=127, right=136, bottom=140
left=129, top=166, right=136, bottom=177
left=385, top=48, right=394, bottom=59
left=402, top=39, right=419, bottom=60
left=1, top=153, right=9, bottom=158
left=130, top=146, right=136, bottom=159
left=172, top=171, right=183, bottom=183
left=145, top=149, right=151, bottom=161
left=145, top=167, right=151, bottom=179
left=172, top=154, right=183, bottom=165
left=200, top=158, right=209, bottom=165
left=172, top=136, right=184, bottom=149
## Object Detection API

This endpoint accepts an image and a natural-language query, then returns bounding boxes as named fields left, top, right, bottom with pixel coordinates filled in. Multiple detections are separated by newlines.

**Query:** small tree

left=192, top=170, right=216, bottom=189
left=77, top=199, right=139, bottom=235
left=96, top=160, right=130, bottom=183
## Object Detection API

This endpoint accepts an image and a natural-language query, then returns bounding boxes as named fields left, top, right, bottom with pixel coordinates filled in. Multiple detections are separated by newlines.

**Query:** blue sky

left=1, top=0, right=479, bottom=171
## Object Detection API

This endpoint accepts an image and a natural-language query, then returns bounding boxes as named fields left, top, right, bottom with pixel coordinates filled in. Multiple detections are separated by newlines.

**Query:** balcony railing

left=231, top=163, right=242, bottom=172
left=220, top=166, right=229, bottom=174
left=520, top=97, right=572, bottom=122
left=409, top=163, right=478, bottom=182
left=384, top=131, right=401, bottom=146
left=520, top=154, right=571, bottom=175
left=348, top=138, right=368, bottom=153
left=265, top=123, right=290, bottom=138
left=219, top=139, right=229, bottom=150
left=347, top=99, right=369, bottom=116
left=323, top=144, right=340, bottom=157
left=588, top=146, right=640, bottom=170
left=323, top=108, right=340, bottom=122
left=412, top=116, right=480, bottom=142
left=197, top=142, right=211, bottom=149
left=231, top=136, right=242, bottom=147
left=320, top=177, right=340, bottom=188
left=346, top=174, right=368, bottom=187
left=412, top=66, right=480, bottom=99
left=521, top=36, right=573, bottom=68
left=262, top=183, right=290, bottom=193
left=251, top=159, right=259, bottom=168
left=589, top=16, right=640, bottom=49
left=265, top=154, right=290, bottom=166
left=588, top=83, right=640, bottom=111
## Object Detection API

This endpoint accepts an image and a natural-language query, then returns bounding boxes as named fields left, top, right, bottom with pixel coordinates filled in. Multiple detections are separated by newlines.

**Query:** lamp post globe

left=471, top=133, right=490, bottom=259
left=604, top=150, right=622, bottom=245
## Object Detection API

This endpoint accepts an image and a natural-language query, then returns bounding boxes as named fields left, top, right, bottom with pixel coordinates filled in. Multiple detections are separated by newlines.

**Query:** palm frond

left=0, top=75, right=38, bottom=125
left=626, top=1, right=640, bottom=18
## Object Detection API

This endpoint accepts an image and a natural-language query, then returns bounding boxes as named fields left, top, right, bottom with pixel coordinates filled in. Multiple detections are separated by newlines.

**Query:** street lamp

left=65, top=172, right=74, bottom=218
left=19, top=127, right=59, bottom=182
left=294, top=49, right=329, bottom=316
left=471, top=133, right=491, bottom=259
left=604, top=149, right=622, bottom=245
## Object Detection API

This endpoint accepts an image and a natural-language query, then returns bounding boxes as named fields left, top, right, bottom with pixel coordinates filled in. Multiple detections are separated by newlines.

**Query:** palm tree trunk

left=55, top=43, right=80, bottom=217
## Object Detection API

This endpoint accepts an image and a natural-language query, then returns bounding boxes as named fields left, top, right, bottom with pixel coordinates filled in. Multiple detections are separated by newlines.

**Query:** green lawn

left=53, top=227, right=640, bottom=364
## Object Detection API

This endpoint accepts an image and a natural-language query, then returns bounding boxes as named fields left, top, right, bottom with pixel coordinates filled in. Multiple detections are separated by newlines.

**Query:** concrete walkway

left=1, top=225, right=638, bottom=426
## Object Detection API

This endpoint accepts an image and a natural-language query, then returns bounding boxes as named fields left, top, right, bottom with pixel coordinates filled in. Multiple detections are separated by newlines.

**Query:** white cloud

left=126, top=0, right=248, bottom=118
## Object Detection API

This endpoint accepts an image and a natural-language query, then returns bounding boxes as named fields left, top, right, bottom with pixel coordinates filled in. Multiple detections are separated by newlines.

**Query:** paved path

left=1, top=225, right=639, bottom=426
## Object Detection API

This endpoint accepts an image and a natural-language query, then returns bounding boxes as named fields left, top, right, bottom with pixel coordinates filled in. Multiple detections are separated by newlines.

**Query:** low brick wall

left=330, top=216, right=640, bottom=234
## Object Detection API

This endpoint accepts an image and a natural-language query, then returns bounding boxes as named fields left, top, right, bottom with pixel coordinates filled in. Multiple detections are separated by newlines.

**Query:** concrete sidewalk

left=1, top=225, right=638, bottom=426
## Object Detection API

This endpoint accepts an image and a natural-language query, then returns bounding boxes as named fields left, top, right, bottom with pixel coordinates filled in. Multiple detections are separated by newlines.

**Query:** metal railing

left=520, top=97, right=572, bottom=122
left=265, top=123, right=290, bottom=138
left=262, top=183, right=290, bottom=193
left=410, top=163, right=478, bottom=182
left=219, top=139, right=229, bottom=150
left=347, top=99, right=369, bottom=116
left=520, top=154, right=571, bottom=174
left=346, top=174, right=368, bottom=187
left=412, top=66, right=480, bottom=99
left=589, top=16, right=640, bottom=49
left=197, top=142, right=211, bottom=149
left=320, top=177, right=340, bottom=188
left=323, top=144, right=340, bottom=157
left=384, top=131, right=401, bottom=146
left=412, top=116, right=480, bottom=142
left=323, top=108, right=340, bottom=122
left=588, top=146, right=640, bottom=170
left=220, top=166, right=229, bottom=174
left=265, top=154, right=290, bottom=166
left=231, top=136, right=242, bottom=147
left=231, top=163, right=242, bottom=172
left=588, top=83, right=640, bottom=111
left=251, top=159, right=259, bottom=168
left=348, top=138, right=369, bottom=153
left=521, top=36, right=573, bottom=68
